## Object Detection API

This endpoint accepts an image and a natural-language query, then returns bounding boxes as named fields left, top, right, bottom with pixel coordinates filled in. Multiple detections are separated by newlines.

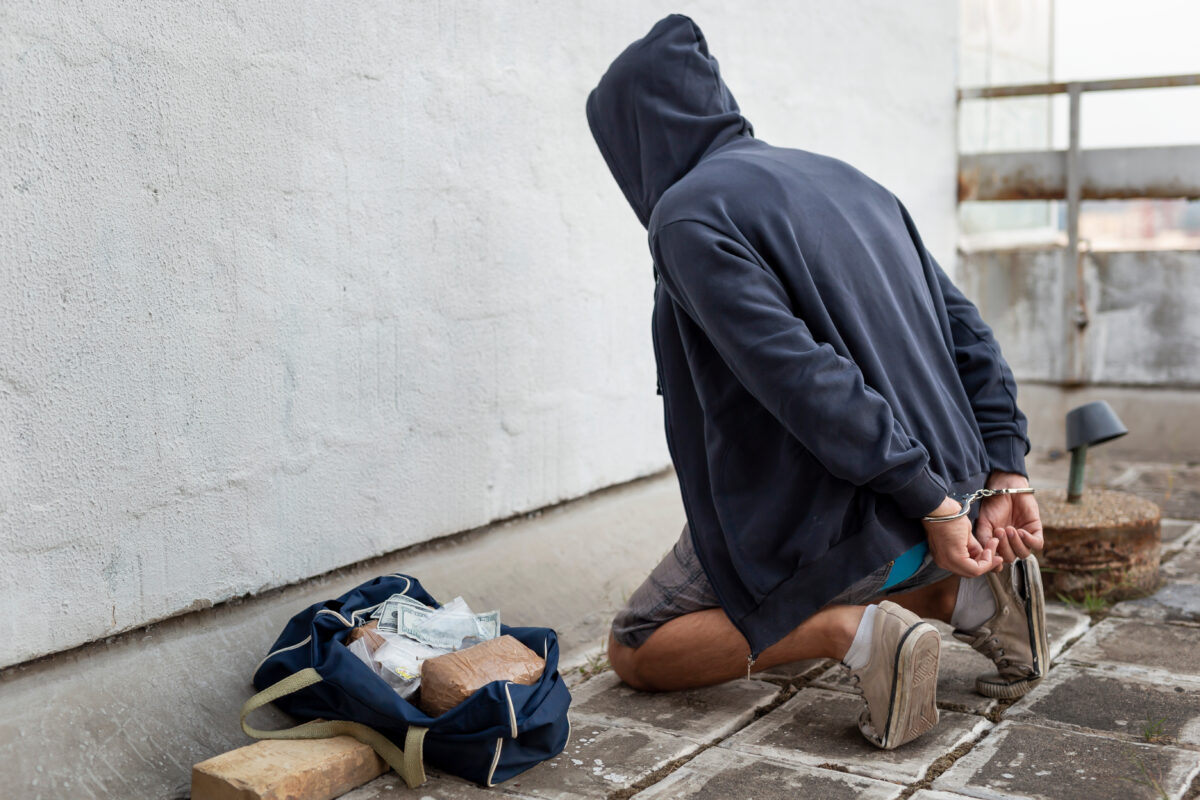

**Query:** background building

left=959, top=0, right=1200, bottom=454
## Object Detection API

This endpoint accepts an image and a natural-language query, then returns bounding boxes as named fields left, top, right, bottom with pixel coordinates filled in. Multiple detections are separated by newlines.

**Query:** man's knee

left=607, top=631, right=651, bottom=691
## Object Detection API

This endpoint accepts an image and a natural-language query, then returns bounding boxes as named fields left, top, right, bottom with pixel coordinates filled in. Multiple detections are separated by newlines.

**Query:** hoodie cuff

left=890, top=466, right=950, bottom=519
left=985, top=434, right=1029, bottom=477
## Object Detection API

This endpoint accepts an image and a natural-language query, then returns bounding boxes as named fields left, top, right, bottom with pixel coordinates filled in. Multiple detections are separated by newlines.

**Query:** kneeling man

left=585, top=15, right=1047, bottom=749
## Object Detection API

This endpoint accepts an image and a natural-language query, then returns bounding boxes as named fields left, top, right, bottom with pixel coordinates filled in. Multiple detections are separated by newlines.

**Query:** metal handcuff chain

left=922, top=487, right=1037, bottom=522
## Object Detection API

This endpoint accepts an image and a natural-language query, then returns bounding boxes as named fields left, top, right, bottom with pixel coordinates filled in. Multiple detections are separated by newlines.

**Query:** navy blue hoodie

left=586, top=15, right=1030, bottom=658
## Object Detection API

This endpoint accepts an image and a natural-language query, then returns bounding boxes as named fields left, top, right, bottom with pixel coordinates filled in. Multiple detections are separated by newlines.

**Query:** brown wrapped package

left=419, top=635, right=545, bottom=717
left=347, top=620, right=386, bottom=655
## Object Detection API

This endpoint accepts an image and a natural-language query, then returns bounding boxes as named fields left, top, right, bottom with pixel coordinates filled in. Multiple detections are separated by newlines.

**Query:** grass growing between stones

left=896, top=737, right=981, bottom=799
left=1140, top=714, right=1174, bottom=745
left=1057, top=590, right=1110, bottom=620
left=1122, top=751, right=1171, bottom=800
left=574, top=649, right=612, bottom=682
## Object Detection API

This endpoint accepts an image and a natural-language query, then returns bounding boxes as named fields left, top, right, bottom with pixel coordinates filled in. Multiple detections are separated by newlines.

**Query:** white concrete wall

left=0, top=0, right=958, bottom=668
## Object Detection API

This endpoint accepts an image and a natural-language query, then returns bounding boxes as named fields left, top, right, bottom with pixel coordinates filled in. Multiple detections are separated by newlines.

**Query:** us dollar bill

left=374, top=593, right=431, bottom=634
left=370, top=592, right=426, bottom=619
left=473, top=610, right=501, bottom=641
left=397, top=604, right=501, bottom=650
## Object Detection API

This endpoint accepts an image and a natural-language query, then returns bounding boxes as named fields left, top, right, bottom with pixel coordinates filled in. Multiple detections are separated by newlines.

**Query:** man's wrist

left=921, top=495, right=964, bottom=525
left=986, top=471, right=1029, bottom=490
left=930, top=495, right=963, bottom=517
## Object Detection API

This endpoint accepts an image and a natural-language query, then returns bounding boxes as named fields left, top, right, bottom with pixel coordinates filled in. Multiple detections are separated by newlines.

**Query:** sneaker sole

left=975, top=555, right=1050, bottom=700
left=880, top=621, right=941, bottom=749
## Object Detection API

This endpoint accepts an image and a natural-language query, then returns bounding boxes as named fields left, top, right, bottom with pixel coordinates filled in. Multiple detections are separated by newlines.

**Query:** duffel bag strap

left=240, top=667, right=428, bottom=788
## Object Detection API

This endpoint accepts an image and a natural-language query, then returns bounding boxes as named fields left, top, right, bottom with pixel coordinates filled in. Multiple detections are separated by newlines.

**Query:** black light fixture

left=1065, top=401, right=1128, bottom=503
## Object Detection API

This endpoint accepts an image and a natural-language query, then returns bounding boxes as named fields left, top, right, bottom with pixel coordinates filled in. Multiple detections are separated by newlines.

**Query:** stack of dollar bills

left=371, top=593, right=500, bottom=650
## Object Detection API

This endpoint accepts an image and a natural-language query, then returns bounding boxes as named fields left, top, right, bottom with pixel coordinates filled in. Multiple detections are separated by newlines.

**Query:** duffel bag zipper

left=254, top=574, right=414, bottom=675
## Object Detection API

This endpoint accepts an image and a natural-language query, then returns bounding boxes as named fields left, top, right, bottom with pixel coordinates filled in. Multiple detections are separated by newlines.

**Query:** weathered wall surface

left=959, top=246, right=1200, bottom=456
left=959, top=247, right=1200, bottom=387
left=0, top=0, right=958, bottom=668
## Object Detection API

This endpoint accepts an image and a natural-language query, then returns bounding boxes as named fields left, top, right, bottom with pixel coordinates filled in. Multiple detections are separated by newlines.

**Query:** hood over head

left=586, top=15, right=753, bottom=228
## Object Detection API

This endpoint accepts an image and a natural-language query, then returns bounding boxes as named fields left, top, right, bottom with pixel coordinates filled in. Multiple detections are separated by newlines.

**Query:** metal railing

left=956, top=72, right=1200, bottom=384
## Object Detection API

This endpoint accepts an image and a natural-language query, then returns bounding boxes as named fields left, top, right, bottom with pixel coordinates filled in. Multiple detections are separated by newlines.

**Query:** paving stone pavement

left=932, top=721, right=1200, bottom=800
left=344, top=459, right=1200, bottom=799
left=1063, top=616, right=1200, bottom=679
left=630, top=747, right=906, bottom=799
left=1162, top=537, right=1200, bottom=580
left=566, top=671, right=779, bottom=742
left=1006, top=663, right=1200, bottom=747
left=717, top=687, right=991, bottom=784
left=1163, top=520, right=1200, bottom=550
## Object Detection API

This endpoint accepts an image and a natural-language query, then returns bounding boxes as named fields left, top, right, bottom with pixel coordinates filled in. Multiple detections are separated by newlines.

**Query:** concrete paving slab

left=568, top=672, right=780, bottom=742
left=932, top=721, right=1200, bottom=800
left=1162, top=520, right=1200, bottom=549
left=1044, top=604, right=1092, bottom=661
left=630, top=747, right=904, bottom=800
left=807, top=662, right=857, bottom=694
left=719, top=687, right=991, bottom=784
left=342, top=720, right=698, bottom=800
left=808, top=641, right=999, bottom=715
left=1110, top=582, right=1200, bottom=624
left=931, top=642, right=1002, bottom=715
left=1007, top=663, right=1200, bottom=746
left=500, top=720, right=700, bottom=799
left=1117, top=464, right=1200, bottom=521
left=1162, top=541, right=1200, bottom=583
left=1063, top=617, right=1200, bottom=679
left=908, top=792, right=977, bottom=800
left=560, top=647, right=610, bottom=690
left=341, top=772, right=537, bottom=799
left=753, top=658, right=831, bottom=683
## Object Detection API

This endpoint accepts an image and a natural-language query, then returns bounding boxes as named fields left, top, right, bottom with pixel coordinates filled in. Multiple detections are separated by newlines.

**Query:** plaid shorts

left=611, top=522, right=951, bottom=649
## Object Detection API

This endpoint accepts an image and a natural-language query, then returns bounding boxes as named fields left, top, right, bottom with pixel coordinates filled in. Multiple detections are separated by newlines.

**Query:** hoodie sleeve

left=929, top=253, right=1031, bottom=476
left=651, top=218, right=949, bottom=518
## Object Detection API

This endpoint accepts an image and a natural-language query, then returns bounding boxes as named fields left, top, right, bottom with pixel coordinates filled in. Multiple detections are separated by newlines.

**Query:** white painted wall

left=0, top=0, right=958, bottom=667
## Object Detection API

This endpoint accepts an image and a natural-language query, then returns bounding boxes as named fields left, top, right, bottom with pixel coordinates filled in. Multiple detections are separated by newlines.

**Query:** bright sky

left=1052, top=0, right=1200, bottom=149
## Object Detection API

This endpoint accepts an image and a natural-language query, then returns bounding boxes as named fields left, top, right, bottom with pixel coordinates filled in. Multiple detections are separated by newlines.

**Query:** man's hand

left=975, top=471, right=1043, bottom=563
left=923, top=496, right=1004, bottom=577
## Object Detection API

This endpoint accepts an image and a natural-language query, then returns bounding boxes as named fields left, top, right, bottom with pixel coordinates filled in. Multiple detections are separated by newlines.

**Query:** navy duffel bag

left=240, top=573, right=572, bottom=788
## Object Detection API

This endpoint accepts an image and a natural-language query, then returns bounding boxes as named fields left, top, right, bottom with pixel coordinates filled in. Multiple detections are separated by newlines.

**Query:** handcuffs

left=922, top=487, right=1036, bottom=522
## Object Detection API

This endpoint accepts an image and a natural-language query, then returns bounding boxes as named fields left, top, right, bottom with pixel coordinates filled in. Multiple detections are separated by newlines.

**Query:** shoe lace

left=978, top=636, right=1011, bottom=666
left=973, top=632, right=1039, bottom=677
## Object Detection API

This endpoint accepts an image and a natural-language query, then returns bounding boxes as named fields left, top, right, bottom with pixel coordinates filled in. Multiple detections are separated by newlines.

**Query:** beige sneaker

left=953, top=554, right=1050, bottom=699
left=849, top=600, right=941, bottom=750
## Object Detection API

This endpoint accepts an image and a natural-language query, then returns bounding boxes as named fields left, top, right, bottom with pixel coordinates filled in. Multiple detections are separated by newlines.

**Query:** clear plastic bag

left=398, top=596, right=500, bottom=650
left=372, top=634, right=448, bottom=698
left=346, top=637, right=380, bottom=675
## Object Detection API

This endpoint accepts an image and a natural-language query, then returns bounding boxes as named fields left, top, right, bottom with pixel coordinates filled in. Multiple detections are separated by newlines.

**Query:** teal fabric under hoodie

left=586, top=15, right=1030, bottom=658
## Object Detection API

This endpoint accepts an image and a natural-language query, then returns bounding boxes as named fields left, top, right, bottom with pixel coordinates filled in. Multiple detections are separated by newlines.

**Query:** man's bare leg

left=608, top=603, right=865, bottom=691
left=884, top=574, right=960, bottom=625
left=608, top=574, right=963, bottom=692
